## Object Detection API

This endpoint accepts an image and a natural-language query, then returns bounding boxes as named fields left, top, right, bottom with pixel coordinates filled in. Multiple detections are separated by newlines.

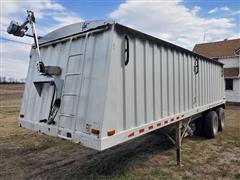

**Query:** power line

left=0, top=37, right=32, bottom=45
left=0, top=29, right=32, bottom=45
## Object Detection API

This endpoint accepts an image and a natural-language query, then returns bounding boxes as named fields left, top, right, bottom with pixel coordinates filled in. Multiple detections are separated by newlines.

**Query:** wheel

left=216, top=107, right=225, bottom=132
left=203, top=111, right=219, bottom=139
left=194, top=117, right=204, bottom=136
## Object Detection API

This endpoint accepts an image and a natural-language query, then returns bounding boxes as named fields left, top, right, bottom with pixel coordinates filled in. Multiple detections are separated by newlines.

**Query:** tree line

left=0, top=76, right=25, bottom=84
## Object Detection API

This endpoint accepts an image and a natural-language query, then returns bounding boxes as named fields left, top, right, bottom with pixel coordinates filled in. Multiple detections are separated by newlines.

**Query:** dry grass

left=0, top=84, right=239, bottom=180
left=0, top=84, right=24, bottom=107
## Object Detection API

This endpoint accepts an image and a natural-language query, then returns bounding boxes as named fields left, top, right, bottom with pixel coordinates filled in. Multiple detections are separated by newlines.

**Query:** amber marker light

left=107, top=129, right=116, bottom=136
left=91, top=128, right=100, bottom=135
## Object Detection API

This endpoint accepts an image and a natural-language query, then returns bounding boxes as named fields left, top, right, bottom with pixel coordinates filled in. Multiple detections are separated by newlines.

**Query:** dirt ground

left=0, top=84, right=239, bottom=180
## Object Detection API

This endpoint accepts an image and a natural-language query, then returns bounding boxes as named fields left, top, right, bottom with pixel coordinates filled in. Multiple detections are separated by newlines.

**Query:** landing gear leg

left=164, top=119, right=193, bottom=166
left=176, top=121, right=182, bottom=166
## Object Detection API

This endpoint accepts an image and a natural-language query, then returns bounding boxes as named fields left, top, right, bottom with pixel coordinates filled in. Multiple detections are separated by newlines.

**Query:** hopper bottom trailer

left=10, top=18, right=225, bottom=165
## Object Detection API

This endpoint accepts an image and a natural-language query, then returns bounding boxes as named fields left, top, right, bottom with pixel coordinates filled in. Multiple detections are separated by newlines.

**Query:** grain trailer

left=8, top=15, right=226, bottom=165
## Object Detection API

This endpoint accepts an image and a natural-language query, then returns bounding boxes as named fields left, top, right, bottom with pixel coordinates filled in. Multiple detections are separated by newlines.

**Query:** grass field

left=0, top=84, right=239, bottom=180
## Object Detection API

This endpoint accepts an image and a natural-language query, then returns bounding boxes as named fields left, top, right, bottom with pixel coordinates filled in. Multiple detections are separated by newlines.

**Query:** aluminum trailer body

left=19, top=20, right=225, bottom=151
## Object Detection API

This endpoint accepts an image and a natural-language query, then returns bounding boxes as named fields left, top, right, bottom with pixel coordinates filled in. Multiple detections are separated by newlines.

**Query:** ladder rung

left=59, top=114, right=75, bottom=118
left=62, top=93, right=78, bottom=96
left=65, top=73, right=82, bottom=76
left=69, top=53, right=83, bottom=57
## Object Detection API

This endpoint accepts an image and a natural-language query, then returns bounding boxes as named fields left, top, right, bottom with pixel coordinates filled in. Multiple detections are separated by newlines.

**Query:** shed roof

left=224, top=68, right=239, bottom=78
left=193, top=38, right=240, bottom=59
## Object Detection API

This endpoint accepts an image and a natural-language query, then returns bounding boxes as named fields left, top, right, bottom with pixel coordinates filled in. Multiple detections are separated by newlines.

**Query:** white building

left=193, top=39, right=240, bottom=104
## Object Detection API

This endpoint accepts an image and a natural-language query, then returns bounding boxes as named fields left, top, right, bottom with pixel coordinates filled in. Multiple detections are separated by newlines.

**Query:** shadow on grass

left=60, top=133, right=212, bottom=179
left=82, top=134, right=173, bottom=177
left=32, top=133, right=174, bottom=179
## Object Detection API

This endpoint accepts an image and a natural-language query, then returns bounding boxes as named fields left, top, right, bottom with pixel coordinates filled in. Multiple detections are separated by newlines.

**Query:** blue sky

left=1, top=0, right=239, bottom=79
left=61, top=0, right=124, bottom=19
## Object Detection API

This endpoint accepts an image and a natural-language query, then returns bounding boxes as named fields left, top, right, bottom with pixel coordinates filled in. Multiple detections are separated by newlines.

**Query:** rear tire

left=216, top=107, right=225, bottom=132
left=194, top=117, right=204, bottom=136
left=204, top=111, right=219, bottom=139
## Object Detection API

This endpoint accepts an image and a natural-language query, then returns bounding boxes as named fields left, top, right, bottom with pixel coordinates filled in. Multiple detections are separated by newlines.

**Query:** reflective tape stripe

left=128, top=132, right=134, bottom=138
left=148, top=125, right=153, bottom=130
